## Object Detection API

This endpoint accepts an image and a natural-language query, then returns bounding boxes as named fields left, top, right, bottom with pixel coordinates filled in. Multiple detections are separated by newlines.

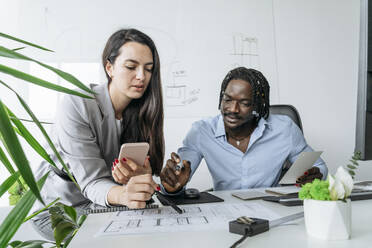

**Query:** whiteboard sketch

left=230, top=34, right=260, bottom=70
left=19, top=0, right=280, bottom=118
left=165, top=61, right=200, bottom=107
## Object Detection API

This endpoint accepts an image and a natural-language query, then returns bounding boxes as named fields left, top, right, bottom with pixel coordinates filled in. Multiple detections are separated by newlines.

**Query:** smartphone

left=119, top=142, right=150, bottom=166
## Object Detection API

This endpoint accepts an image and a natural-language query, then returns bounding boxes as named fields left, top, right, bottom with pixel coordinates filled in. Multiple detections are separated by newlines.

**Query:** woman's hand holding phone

left=112, top=156, right=152, bottom=184
left=112, top=142, right=151, bottom=185
left=108, top=174, right=159, bottom=208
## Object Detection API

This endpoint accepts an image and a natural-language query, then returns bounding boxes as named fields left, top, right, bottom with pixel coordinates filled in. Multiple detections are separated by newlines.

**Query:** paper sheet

left=96, top=202, right=281, bottom=236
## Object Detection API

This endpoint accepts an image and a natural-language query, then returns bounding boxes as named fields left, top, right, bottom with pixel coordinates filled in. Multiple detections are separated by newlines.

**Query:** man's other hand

left=296, top=167, right=323, bottom=186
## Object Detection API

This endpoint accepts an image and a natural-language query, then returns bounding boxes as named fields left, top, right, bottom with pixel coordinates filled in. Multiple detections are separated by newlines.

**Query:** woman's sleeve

left=55, top=95, right=117, bottom=206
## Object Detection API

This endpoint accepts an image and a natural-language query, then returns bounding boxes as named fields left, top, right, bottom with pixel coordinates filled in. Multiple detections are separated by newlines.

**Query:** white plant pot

left=303, top=198, right=351, bottom=240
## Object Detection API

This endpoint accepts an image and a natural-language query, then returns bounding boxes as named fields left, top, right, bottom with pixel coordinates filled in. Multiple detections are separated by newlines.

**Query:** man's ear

left=105, top=61, right=113, bottom=78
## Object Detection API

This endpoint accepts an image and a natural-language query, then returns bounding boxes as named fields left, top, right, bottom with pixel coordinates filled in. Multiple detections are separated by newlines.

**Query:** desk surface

left=69, top=190, right=372, bottom=248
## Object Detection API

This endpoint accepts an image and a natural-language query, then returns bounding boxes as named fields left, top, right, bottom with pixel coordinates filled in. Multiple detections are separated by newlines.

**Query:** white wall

left=273, top=0, right=370, bottom=179
left=0, top=0, right=370, bottom=206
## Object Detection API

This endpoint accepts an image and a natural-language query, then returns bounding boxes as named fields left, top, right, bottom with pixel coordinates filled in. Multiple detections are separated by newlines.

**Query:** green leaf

left=9, top=239, right=54, bottom=248
left=63, top=205, right=77, bottom=223
left=0, top=64, right=94, bottom=99
left=0, top=133, right=25, bottom=192
left=347, top=164, right=356, bottom=170
left=8, top=240, right=22, bottom=247
left=10, top=117, right=53, bottom=125
left=77, top=215, right=87, bottom=226
left=0, top=32, right=53, bottom=52
left=54, top=222, right=75, bottom=248
left=24, top=197, right=60, bottom=223
left=0, top=80, right=80, bottom=189
left=0, top=171, right=20, bottom=198
left=12, top=47, right=26, bottom=52
left=0, top=46, right=95, bottom=95
left=352, top=151, right=362, bottom=160
left=349, top=170, right=355, bottom=175
left=0, top=100, right=43, bottom=204
left=0, top=145, right=16, bottom=174
left=62, top=235, right=74, bottom=248
left=350, top=159, right=358, bottom=166
left=0, top=173, right=48, bottom=248
left=6, top=107, right=56, bottom=167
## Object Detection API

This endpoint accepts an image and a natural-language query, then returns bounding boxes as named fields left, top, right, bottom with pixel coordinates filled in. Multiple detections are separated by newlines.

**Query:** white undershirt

left=115, top=119, right=122, bottom=139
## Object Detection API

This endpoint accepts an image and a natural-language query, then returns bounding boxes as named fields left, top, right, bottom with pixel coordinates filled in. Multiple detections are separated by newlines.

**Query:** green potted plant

left=0, top=32, right=93, bottom=247
left=299, top=151, right=361, bottom=240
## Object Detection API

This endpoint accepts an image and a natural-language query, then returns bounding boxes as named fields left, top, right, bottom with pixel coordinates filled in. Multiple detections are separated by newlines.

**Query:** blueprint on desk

left=96, top=202, right=281, bottom=236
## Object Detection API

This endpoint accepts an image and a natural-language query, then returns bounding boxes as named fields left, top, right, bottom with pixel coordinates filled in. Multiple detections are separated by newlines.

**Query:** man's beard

left=222, top=112, right=257, bottom=129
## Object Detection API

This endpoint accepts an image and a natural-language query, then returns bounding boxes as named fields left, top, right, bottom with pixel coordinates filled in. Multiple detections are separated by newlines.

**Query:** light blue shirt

left=178, top=114, right=328, bottom=190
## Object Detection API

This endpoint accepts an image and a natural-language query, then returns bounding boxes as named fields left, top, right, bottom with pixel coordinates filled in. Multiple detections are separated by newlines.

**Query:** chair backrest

left=269, top=104, right=303, bottom=183
left=269, top=104, right=303, bottom=133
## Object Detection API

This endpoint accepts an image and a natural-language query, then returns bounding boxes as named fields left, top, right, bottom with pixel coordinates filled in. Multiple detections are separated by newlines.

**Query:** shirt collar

left=214, top=114, right=271, bottom=138
left=215, top=114, right=226, bottom=138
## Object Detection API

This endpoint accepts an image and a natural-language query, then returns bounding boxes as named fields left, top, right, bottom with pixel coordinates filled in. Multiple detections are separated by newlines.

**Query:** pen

left=175, top=162, right=184, bottom=171
left=155, top=190, right=183, bottom=214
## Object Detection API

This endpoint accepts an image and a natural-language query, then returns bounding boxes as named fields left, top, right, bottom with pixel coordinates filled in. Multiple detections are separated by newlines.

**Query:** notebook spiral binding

left=81, top=204, right=159, bottom=215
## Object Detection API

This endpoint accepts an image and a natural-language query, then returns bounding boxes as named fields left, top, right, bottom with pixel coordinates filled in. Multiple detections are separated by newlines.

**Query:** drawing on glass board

left=165, top=61, right=200, bottom=107
left=230, top=34, right=260, bottom=70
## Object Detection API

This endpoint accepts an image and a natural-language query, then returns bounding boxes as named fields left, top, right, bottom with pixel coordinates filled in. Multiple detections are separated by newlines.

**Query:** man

left=160, top=67, right=327, bottom=193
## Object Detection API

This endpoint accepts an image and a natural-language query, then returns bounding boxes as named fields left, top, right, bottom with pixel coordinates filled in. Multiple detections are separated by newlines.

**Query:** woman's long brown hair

left=102, top=28, right=164, bottom=175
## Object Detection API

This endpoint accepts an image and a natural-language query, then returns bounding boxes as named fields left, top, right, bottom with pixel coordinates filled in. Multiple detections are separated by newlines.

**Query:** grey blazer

left=33, top=82, right=120, bottom=210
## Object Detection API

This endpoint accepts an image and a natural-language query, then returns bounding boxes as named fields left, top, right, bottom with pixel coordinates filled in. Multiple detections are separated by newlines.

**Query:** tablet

left=279, top=151, right=323, bottom=185
left=231, top=190, right=270, bottom=200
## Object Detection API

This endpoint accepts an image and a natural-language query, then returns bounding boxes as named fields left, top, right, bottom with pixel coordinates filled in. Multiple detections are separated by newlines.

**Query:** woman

left=32, top=28, right=164, bottom=240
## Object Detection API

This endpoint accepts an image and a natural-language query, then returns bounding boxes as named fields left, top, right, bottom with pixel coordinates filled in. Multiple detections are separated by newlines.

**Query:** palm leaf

left=0, top=46, right=95, bottom=95
left=7, top=107, right=56, bottom=167
left=0, top=173, right=48, bottom=247
left=0, top=65, right=93, bottom=99
left=10, top=117, right=52, bottom=125
left=0, top=140, right=26, bottom=190
left=0, top=172, right=20, bottom=198
left=0, top=32, right=53, bottom=52
left=0, top=80, right=80, bottom=188
left=0, top=100, right=43, bottom=204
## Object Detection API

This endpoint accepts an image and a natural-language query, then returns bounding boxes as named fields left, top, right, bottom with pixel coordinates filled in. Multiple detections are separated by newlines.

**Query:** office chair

left=269, top=104, right=303, bottom=133
left=269, top=104, right=303, bottom=182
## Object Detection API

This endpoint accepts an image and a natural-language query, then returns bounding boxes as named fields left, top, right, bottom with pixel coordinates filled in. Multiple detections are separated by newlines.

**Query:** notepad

left=81, top=204, right=159, bottom=215
left=265, top=186, right=300, bottom=195
left=279, top=151, right=323, bottom=185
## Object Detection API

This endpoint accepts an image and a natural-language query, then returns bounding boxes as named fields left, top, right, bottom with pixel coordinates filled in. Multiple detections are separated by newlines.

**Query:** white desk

left=69, top=190, right=372, bottom=248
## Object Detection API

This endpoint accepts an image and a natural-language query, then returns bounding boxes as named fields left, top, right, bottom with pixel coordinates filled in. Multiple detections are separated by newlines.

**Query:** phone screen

left=119, top=142, right=150, bottom=166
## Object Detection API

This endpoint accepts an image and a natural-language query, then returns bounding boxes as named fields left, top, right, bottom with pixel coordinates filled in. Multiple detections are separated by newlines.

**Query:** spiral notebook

left=81, top=204, right=159, bottom=215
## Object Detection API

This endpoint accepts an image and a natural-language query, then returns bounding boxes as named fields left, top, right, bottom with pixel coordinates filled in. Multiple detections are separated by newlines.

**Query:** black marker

left=155, top=190, right=183, bottom=214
